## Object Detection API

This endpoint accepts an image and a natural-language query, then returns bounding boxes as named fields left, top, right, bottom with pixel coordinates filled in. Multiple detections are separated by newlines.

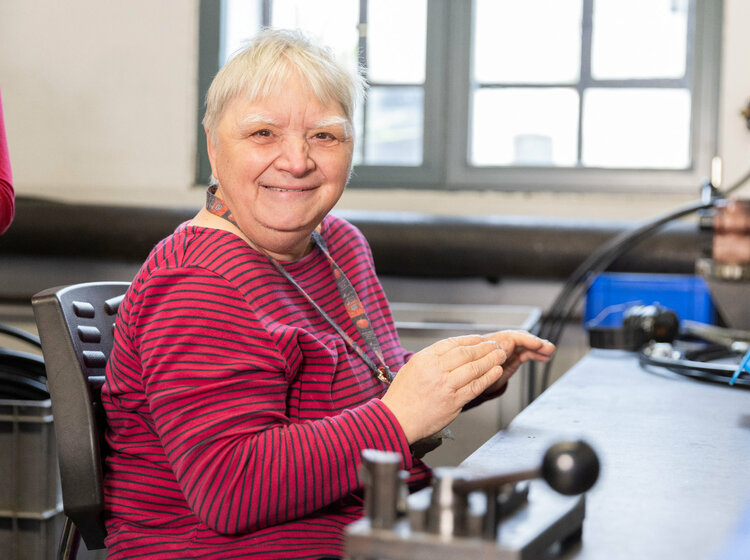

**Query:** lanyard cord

left=265, top=241, right=393, bottom=384
left=205, top=186, right=393, bottom=384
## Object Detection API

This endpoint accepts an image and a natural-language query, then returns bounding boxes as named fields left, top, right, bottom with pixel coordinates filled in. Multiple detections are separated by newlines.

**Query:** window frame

left=351, top=0, right=448, bottom=188
left=196, top=0, right=723, bottom=194
left=196, top=0, right=221, bottom=186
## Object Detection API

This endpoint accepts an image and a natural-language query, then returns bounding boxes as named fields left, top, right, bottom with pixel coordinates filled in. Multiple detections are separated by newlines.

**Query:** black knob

left=541, top=440, right=600, bottom=496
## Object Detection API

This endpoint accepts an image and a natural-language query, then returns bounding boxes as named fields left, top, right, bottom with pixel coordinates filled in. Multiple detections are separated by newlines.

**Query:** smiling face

left=206, top=73, right=354, bottom=261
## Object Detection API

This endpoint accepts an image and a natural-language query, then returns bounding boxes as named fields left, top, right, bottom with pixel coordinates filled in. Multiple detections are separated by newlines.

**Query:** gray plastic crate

left=0, top=511, right=107, bottom=560
left=0, top=511, right=63, bottom=560
left=0, top=398, right=108, bottom=558
left=0, top=398, right=62, bottom=517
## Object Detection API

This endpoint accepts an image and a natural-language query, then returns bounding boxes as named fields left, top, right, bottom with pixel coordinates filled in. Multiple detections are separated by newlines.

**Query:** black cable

left=0, top=371, right=49, bottom=399
left=539, top=199, right=713, bottom=343
left=0, top=348, right=48, bottom=399
left=532, top=164, right=750, bottom=393
left=0, top=322, right=42, bottom=349
left=638, top=344, right=750, bottom=388
left=527, top=165, right=750, bottom=399
left=535, top=200, right=714, bottom=390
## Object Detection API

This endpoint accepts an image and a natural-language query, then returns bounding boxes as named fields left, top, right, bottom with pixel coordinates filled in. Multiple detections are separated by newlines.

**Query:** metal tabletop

left=461, top=349, right=750, bottom=560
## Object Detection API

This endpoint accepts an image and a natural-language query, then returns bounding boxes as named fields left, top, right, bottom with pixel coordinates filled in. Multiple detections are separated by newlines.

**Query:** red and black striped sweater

left=102, top=215, right=431, bottom=559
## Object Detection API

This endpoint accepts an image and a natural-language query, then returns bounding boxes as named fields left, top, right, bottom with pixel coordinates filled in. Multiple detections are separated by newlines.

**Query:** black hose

left=533, top=164, right=750, bottom=394
left=0, top=322, right=42, bottom=349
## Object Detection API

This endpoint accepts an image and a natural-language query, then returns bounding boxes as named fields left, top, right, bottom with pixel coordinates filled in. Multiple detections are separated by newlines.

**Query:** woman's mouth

left=262, top=185, right=317, bottom=192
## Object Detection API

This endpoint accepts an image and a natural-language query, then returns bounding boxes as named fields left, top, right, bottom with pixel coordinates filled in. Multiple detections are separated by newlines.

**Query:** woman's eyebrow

left=312, top=116, right=352, bottom=138
left=236, top=113, right=352, bottom=137
left=237, top=113, right=278, bottom=128
left=312, top=116, right=349, bottom=128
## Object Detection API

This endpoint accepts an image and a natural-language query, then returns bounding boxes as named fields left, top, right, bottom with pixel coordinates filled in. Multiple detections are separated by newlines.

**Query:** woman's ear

left=205, top=129, right=218, bottom=180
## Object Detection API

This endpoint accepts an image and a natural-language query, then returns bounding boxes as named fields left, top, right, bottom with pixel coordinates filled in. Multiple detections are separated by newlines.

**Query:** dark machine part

left=695, top=186, right=750, bottom=330
left=696, top=257, right=750, bottom=331
left=359, top=449, right=404, bottom=530
left=589, top=304, right=679, bottom=351
left=637, top=319, right=750, bottom=389
left=540, top=441, right=601, bottom=496
left=697, top=166, right=721, bottom=259
left=346, top=441, right=599, bottom=560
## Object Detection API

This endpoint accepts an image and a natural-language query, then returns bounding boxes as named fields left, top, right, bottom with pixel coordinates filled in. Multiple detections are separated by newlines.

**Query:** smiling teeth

left=264, top=186, right=313, bottom=192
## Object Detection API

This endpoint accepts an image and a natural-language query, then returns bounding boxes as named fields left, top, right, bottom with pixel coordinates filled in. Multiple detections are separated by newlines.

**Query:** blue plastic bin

left=584, top=273, right=715, bottom=328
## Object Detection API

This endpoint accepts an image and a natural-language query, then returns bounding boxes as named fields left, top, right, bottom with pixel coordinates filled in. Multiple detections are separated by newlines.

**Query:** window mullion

left=420, top=0, right=449, bottom=178
left=261, top=0, right=271, bottom=25
left=358, top=0, right=368, bottom=163
left=196, top=0, right=223, bottom=185
left=444, top=0, right=474, bottom=186
left=578, top=0, right=594, bottom=167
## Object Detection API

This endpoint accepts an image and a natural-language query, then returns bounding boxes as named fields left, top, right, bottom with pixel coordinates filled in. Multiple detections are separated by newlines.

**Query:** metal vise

left=346, top=441, right=599, bottom=560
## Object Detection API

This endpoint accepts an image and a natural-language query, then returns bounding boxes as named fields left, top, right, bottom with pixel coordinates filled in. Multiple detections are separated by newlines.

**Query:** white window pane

left=353, top=103, right=364, bottom=166
left=367, top=0, right=427, bottom=84
left=591, top=0, right=688, bottom=80
left=271, top=0, right=360, bottom=70
left=471, top=88, right=579, bottom=166
left=364, top=87, right=423, bottom=166
left=582, top=88, right=691, bottom=168
left=221, top=0, right=262, bottom=64
left=474, top=0, right=582, bottom=84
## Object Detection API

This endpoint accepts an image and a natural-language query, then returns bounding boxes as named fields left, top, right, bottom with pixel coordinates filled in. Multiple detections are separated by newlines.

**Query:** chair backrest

left=31, top=282, right=130, bottom=551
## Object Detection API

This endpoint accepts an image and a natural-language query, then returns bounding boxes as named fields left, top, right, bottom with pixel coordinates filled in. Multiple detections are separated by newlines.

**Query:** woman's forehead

left=225, top=82, right=348, bottom=128
left=249, top=69, right=345, bottom=112
left=236, top=110, right=349, bottom=131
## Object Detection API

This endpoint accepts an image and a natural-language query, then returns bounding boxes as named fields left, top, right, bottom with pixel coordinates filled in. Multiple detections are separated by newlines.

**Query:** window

left=472, top=0, right=693, bottom=170
left=197, top=0, right=722, bottom=193
left=216, top=0, right=429, bottom=170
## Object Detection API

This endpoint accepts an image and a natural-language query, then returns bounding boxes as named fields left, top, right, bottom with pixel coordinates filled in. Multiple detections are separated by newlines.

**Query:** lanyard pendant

left=377, top=366, right=392, bottom=384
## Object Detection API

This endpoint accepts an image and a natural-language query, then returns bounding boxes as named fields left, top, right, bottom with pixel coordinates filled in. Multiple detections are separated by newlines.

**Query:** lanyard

left=205, top=186, right=394, bottom=384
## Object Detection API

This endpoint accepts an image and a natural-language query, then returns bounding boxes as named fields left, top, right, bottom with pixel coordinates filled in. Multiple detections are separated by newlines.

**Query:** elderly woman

left=102, top=29, right=554, bottom=559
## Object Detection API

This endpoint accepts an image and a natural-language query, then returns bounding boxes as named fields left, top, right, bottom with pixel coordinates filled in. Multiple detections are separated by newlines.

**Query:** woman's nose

left=274, top=136, right=314, bottom=176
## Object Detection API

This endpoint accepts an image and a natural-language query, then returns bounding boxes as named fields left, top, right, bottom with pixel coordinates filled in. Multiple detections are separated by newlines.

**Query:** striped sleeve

left=0, top=89, right=14, bottom=235
left=130, top=267, right=413, bottom=535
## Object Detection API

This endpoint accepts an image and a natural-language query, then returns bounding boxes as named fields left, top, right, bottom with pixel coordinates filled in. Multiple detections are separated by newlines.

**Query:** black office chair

left=32, top=282, right=130, bottom=560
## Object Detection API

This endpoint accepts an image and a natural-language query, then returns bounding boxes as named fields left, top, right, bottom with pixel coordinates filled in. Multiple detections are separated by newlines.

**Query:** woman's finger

left=428, top=334, right=491, bottom=356
left=445, top=345, right=506, bottom=389
left=464, top=365, right=505, bottom=398
left=488, top=330, right=555, bottom=357
left=438, top=339, right=506, bottom=373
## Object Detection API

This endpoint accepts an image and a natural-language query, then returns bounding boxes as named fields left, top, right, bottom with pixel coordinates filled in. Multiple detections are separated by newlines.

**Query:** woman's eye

left=251, top=129, right=272, bottom=138
left=313, top=132, right=338, bottom=142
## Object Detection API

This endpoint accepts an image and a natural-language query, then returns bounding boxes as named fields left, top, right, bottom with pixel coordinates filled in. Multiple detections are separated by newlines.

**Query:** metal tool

left=347, top=441, right=599, bottom=560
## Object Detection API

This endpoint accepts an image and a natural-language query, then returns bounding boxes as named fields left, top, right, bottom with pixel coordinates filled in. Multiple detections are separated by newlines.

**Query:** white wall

left=0, top=0, right=748, bottom=219
left=0, top=1, right=199, bottom=204
left=717, top=0, right=750, bottom=190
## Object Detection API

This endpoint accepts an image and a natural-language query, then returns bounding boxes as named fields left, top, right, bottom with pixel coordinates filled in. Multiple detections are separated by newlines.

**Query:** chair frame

left=32, top=281, right=130, bottom=557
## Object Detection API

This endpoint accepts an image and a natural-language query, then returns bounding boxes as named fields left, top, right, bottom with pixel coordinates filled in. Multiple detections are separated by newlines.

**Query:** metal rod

left=452, top=468, right=540, bottom=494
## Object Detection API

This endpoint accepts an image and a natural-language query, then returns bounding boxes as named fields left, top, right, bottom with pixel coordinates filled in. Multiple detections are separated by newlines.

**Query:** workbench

left=460, top=349, right=750, bottom=560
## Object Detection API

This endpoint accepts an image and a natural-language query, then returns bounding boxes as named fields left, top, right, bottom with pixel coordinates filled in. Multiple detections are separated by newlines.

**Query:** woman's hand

left=481, top=330, right=555, bottom=394
left=380, top=335, right=506, bottom=443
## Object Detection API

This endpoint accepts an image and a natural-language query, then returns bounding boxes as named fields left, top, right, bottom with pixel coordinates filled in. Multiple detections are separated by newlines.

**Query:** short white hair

left=203, top=28, right=366, bottom=141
